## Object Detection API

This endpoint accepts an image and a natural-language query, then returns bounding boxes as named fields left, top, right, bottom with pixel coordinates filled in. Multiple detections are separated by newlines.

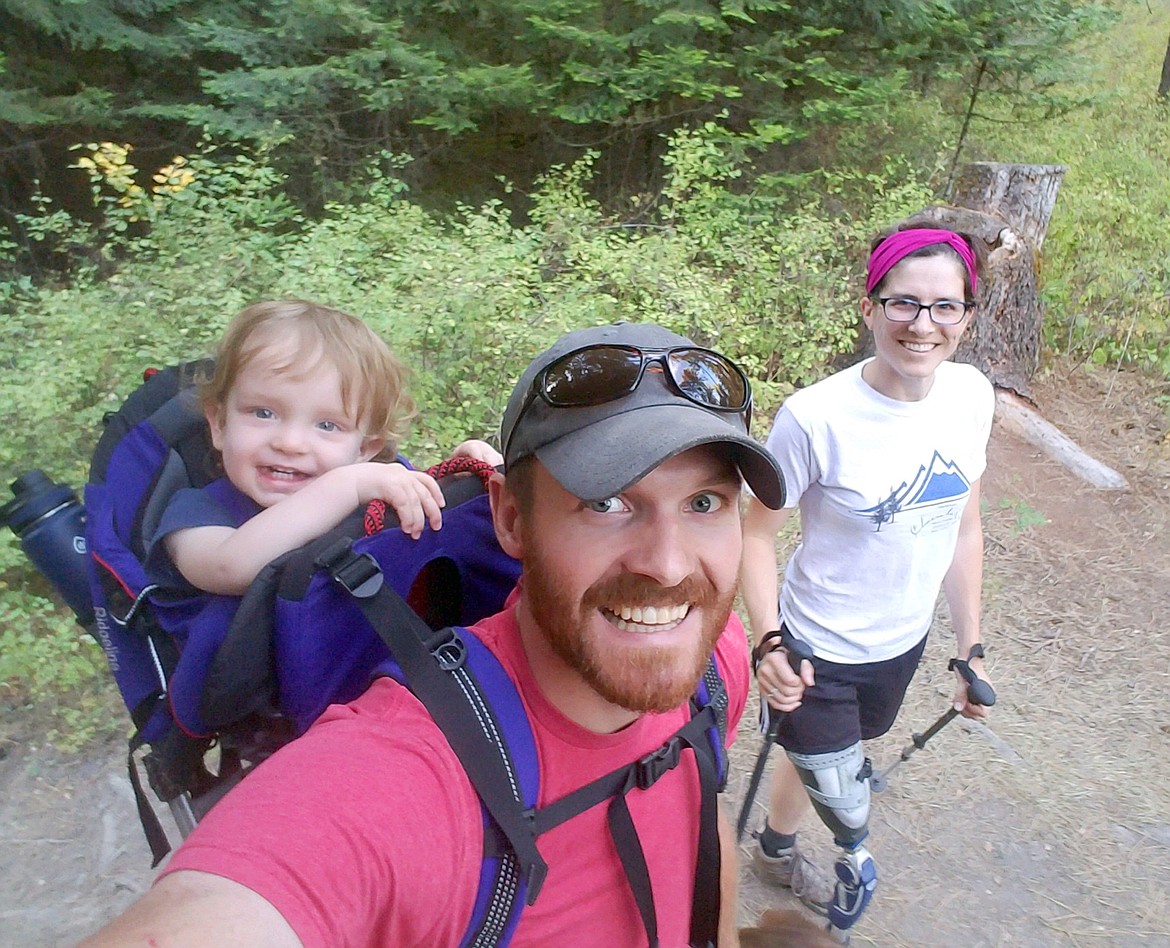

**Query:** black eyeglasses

left=875, top=297, right=975, bottom=326
left=505, top=344, right=752, bottom=458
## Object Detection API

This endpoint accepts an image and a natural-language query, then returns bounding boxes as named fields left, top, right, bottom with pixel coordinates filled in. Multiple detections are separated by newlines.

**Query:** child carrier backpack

left=205, top=524, right=733, bottom=948
left=83, top=364, right=522, bottom=864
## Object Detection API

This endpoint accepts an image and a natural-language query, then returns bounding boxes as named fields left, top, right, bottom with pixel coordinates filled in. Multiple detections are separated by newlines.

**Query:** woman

left=740, top=225, right=995, bottom=936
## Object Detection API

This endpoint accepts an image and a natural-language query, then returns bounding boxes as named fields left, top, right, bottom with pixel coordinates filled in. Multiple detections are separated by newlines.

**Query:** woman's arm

left=740, top=496, right=790, bottom=643
left=942, top=478, right=991, bottom=718
left=740, top=496, right=811, bottom=710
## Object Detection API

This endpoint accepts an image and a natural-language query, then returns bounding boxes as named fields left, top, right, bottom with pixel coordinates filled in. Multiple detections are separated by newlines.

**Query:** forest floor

left=1, top=358, right=1168, bottom=947
left=731, top=358, right=1170, bottom=945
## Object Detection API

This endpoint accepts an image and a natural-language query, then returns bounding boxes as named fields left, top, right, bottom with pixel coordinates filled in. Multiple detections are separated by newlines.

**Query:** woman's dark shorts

left=774, top=633, right=928, bottom=756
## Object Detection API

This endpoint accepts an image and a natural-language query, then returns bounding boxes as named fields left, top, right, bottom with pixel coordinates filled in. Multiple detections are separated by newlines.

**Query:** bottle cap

left=1, top=470, right=78, bottom=534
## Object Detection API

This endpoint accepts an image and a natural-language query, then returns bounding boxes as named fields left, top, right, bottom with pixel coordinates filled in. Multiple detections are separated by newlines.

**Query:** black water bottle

left=1, top=470, right=95, bottom=626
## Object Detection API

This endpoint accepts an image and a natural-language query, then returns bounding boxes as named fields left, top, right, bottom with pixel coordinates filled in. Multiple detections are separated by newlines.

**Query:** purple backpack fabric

left=201, top=458, right=522, bottom=736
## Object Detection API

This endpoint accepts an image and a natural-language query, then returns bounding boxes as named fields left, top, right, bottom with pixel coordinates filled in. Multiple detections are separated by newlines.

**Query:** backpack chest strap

left=530, top=702, right=723, bottom=948
left=529, top=704, right=719, bottom=834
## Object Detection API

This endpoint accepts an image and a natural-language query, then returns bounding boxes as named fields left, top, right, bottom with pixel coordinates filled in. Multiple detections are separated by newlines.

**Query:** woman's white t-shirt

left=763, top=358, right=995, bottom=663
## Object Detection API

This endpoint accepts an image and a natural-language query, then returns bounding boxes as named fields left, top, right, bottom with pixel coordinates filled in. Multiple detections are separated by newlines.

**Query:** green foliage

left=0, top=0, right=188, bottom=129
left=0, top=548, right=117, bottom=749
left=998, top=497, right=1049, bottom=535
left=0, top=126, right=936, bottom=494
left=940, top=0, right=1119, bottom=183
left=974, top=1, right=1170, bottom=375
left=2, top=0, right=1111, bottom=231
left=0, top=130, right=931, bottom=743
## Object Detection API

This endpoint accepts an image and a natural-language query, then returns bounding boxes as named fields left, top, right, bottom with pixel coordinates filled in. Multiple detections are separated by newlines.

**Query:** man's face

left=514, top=447, right=743, bottom=713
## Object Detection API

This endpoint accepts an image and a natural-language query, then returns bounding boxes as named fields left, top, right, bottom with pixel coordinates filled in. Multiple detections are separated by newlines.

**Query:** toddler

left=148, top=299, right=500, bottom=596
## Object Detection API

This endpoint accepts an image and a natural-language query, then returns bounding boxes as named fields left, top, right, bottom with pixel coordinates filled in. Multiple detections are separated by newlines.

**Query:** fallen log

left=994, top=390, right=1130, bottom=491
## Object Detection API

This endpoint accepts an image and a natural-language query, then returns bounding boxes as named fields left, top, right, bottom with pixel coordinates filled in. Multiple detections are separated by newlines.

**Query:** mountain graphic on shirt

left=856, top=451, right=971, bottom=529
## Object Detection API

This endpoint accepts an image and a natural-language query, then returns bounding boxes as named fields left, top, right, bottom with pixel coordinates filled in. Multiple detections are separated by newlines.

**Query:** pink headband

left=865, top=228, right=977, bottom=296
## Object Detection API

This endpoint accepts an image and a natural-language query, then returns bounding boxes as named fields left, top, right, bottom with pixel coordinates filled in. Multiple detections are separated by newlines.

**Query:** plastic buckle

left=318, top=540, right=384, bottom=599
left=423, top=626, right=467, bottom=671
left=635, top=736, right=682, bottom=791
left=525, top=859, right=548, bottom=904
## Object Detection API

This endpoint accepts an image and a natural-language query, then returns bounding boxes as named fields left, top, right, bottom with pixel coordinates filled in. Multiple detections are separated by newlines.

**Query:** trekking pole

left=869, top=645, right=996, bottom=793
left=735, top=631, right=815, bottom=843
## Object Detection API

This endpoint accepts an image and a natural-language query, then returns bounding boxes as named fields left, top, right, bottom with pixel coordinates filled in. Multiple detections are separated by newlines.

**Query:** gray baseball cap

left=501, top=323, right=785, bottom=509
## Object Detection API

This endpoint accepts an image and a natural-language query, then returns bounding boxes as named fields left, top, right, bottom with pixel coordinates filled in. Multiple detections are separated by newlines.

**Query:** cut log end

left=994, top=390, right=1130, bottom=491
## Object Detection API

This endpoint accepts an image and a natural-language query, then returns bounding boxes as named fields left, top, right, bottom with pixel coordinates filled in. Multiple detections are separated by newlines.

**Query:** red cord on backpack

left=363, top=500, right=387, bottom=536
left=362, top=457, right=499, bottom=537
left=426, top=456, right=498, bottom=487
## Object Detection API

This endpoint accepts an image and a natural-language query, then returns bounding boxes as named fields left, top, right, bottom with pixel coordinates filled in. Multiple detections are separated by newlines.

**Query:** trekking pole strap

left=948, top=644, right=997, bottom=708
left=736, top=629, right=814, bottom=842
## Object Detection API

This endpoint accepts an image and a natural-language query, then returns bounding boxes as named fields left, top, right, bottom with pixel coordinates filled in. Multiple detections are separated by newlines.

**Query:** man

left=80, top=322, right=786, bottom=947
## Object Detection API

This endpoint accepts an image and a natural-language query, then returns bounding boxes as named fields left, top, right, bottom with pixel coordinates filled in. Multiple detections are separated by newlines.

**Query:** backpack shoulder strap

left=320, top=532, right=730, bottom=948
left=372, top=625, right=538, bottom=948
left=527, top=655, right=728, bottom=948
left=695, top=655, right=730, bottom=787
left=317, top=540, right=547, bottom=948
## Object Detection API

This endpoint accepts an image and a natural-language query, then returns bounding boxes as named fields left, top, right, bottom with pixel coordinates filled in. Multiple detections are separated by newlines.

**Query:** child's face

left=208, top=350, right=383, bottom=508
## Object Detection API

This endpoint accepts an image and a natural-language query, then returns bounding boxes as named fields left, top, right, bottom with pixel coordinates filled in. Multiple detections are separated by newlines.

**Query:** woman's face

left=859, top=253, right=972, bottom=401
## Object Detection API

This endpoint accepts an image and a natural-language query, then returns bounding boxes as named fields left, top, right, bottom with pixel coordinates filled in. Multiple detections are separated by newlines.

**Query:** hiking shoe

left=751, top=843, right=833, bottom=916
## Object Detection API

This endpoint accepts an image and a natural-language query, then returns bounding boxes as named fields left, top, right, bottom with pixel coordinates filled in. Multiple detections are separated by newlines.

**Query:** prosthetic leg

left=787, top=743, right=877, bottom=942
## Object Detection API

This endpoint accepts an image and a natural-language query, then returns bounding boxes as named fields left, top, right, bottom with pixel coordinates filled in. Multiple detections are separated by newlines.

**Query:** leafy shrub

left=0, top=543, right=120, bottom=749
left=972, top=4, right=1170, bottom=375
left=1, top=127, right=940, bottom=732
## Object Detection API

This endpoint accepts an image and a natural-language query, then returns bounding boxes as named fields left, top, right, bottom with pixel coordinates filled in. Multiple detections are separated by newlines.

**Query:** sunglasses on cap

left=505, top=343, right=753, bottom=460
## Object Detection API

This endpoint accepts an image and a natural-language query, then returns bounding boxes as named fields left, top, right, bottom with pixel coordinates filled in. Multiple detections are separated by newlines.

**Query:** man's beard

left=523, top=541, right=735, bottom=713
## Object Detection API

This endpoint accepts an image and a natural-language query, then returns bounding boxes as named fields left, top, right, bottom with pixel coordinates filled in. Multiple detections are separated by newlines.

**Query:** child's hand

left=363, top=463, right=446, bottom=539
left=453, top=438, right=503, bottom=468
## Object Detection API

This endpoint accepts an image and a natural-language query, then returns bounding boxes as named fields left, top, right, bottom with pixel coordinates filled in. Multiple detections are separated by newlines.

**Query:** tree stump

left=945, top=162, right=1067, bottom=398
left=949, top=161, right=1066, bottom=252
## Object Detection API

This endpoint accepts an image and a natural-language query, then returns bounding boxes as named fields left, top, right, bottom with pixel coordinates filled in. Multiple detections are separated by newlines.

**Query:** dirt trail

left=733, top=361, right=1170, bottom=945
left=2, top=360, right=1168, bottom=947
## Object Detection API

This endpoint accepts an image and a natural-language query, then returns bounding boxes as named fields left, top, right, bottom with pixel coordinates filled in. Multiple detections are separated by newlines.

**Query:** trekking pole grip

left=948, top=644, right=996, bottom=707
left=779, top=628, right=814, bottom=675
left=737, top=629, right=813, bottom=842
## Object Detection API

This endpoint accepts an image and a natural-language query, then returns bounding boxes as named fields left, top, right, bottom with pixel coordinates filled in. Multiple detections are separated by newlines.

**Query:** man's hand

left=452, top=438, right=504, bottom=467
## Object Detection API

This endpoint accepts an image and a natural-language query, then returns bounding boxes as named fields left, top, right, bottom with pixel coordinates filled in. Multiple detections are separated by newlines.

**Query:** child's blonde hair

left=201, top=300, right=416, bottom=459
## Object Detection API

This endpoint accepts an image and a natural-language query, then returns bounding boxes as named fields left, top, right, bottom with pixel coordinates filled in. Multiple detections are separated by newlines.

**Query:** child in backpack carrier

left=148, top=299, right=502, bottom=597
